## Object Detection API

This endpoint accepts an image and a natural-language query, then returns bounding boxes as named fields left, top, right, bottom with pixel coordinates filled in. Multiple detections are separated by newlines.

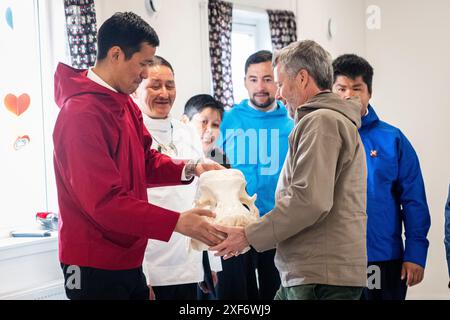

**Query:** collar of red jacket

left=54, top=62, right=130, bottom=111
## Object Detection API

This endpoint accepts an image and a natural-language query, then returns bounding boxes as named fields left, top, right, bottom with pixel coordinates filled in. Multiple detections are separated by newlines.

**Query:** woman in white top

left=134, top=56, right=221, bottom=300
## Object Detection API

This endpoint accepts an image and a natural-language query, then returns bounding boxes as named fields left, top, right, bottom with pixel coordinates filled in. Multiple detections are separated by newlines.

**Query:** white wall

left=296, top=0, right=366, bottom=58
left=364, top=0, right=450, bottom=299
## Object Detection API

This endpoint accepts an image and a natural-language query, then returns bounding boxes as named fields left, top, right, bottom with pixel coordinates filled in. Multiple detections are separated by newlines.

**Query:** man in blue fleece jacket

left=217, top=50, right=293, bottom=299
left=332, top=54, right=431, bottom=300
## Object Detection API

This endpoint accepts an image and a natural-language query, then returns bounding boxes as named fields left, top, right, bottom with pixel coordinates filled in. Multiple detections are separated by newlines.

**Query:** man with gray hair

left=211, top=40, right=368, bottom=300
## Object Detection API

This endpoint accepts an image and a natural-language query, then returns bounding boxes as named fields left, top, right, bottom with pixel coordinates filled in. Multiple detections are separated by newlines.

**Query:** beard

left=250, top=95, right=275, bottom=109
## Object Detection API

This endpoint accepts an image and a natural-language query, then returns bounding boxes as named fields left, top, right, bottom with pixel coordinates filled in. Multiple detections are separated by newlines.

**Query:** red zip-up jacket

left=53, top=63, right=189, bottom=270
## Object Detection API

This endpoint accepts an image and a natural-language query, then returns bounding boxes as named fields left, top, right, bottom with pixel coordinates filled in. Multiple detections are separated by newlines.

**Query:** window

left=0, top=1, right=66, bottom=235
left=231, top=8, right=272, bottom=104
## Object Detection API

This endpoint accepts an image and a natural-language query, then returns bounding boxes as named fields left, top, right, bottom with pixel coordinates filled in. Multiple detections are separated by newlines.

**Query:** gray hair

left=273, top=40, right=333, bottom=90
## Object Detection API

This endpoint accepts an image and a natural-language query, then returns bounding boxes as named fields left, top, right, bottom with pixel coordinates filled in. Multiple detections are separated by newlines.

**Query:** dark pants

left=249, top=248, right=281, bottom=300
left=215, top=248, right=280, bottom=300
left=215, top=250, right=257, bottom=300
left=153, top=283, right=198, bottom=300
left=61, top=263, right=149, bottom=300
left=361, top=259, right=408, bottom=300
left=198, top=251, right=217, bottom=300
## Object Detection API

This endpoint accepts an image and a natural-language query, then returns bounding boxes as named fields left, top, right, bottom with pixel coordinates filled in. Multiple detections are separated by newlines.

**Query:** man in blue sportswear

left=217, top=50, right=294, bottom=299
left=332, top=54, right=431, bottom=300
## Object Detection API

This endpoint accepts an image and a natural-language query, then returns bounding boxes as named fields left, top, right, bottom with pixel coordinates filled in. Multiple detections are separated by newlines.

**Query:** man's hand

left=194, top=158, right=226, bottom=176
left=209, top=224, right=249, bottom=260
left=175, top=209, right=226, bottom=246
left=401, top=262, right=424, bottom=287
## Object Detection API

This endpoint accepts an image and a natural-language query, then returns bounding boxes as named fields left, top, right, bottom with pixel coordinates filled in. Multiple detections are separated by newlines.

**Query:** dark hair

left=97, top=12, right=159, bottom=61
left=245, top=50, right=273, bottom=75
left=332, top=54, right=374, bottom=94
left=149, top=55, right=174, bottom=74
left=184, top=94, right=225, bottom=120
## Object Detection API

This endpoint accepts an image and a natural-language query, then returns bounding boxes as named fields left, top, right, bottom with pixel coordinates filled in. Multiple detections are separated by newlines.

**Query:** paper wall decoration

left=4, top=93, right=30, bottom=116
left=14, top=135, right=31, bottom=151
left=5, top=7, right=13, bottom=30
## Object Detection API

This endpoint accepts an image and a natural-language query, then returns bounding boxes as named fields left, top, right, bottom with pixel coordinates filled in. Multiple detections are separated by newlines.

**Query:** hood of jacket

left=296, top=92, right=362, bottom=128
left=54, top=62, right=129, bottom=111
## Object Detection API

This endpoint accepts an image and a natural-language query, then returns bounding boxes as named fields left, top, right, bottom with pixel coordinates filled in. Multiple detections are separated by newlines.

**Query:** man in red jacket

left=53, top=12, right=224, bottom=300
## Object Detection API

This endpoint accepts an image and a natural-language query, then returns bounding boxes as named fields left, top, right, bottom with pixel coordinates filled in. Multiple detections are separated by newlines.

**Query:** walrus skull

left=190, top=169, right=259, bottom=252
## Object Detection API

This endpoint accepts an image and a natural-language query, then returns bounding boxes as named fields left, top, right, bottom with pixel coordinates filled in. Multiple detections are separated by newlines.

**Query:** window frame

left=231, top=8, right=272, bottom=104
left=0, top=0, right=67, bottom=235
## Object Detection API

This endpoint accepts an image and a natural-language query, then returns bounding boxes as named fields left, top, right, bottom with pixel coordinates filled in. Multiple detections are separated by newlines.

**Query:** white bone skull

left=190, top=169, right=259, bottom=252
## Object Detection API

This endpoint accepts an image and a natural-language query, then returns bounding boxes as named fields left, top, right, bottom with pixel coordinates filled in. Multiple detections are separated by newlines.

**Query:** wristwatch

left=185, top=158, right=201, bottom=180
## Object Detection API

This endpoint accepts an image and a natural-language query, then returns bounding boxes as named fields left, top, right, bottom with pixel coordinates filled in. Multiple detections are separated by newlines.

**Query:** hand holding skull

left=190, top=169, right=259, bottom=254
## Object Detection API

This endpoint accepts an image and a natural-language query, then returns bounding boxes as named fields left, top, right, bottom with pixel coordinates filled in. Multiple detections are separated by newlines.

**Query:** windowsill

left=0, top=231, right=58, bottom=261
left=0, top=231, right=57, bottom=249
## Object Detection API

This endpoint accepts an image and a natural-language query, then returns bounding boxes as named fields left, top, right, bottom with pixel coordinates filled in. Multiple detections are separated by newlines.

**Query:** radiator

left=1, top=281, right=67, bottom=300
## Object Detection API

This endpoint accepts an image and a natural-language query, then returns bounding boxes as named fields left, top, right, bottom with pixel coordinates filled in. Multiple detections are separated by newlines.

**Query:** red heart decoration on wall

left=4, top=93, right=31, bottom=116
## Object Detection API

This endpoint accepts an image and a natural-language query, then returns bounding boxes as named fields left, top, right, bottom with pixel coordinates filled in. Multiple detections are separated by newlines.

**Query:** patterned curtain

left=64, top=0, right=98, bottom=69
left=266, top=10, right=297, bottom=50
left=208, top=0, right=234, bottom=109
